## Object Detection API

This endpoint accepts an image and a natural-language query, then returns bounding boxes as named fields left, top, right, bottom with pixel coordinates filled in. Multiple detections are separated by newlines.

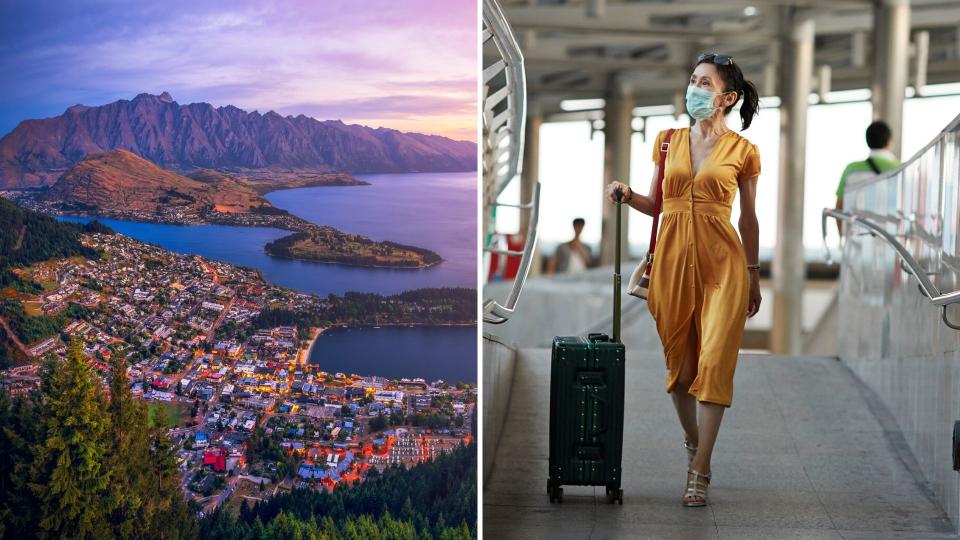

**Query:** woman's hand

left=605, top=181, right=632, bottom=203
left=747, top=270, right=762, bottom=318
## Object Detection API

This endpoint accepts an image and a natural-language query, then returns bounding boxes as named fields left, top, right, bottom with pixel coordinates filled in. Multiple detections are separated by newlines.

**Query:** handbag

left=628, top=128, right=675, bottom=299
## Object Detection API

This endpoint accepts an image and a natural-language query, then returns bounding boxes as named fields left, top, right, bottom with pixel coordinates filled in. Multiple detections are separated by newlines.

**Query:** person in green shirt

left=834, top=120, right=900, bottom=234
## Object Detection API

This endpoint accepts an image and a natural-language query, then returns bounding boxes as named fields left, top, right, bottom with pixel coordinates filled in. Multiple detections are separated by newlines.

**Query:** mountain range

left=0, top=92, right=477, bottom=188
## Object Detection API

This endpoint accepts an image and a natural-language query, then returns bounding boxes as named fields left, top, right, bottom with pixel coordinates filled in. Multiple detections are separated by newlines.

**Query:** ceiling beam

left=508, top=22, right=777, bottom=44
left=529, top=58, right=960, bottom=118
left=504, top=3, right=960, bottom=39
left=505, top=1, right=868, bottom=22
left=814, top=5, right=960, bottom=33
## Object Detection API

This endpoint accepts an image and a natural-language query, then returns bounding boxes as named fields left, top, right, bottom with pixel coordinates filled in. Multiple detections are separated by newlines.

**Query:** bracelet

left=746, top=264, right=760, bottom=271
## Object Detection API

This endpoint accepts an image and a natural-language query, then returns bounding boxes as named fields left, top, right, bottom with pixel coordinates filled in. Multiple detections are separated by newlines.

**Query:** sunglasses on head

left=698, top=52, right=734, bottom=66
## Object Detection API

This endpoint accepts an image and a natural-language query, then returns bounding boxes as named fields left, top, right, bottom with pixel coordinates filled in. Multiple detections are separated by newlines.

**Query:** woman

left=606, top=52, right=762, bottom=507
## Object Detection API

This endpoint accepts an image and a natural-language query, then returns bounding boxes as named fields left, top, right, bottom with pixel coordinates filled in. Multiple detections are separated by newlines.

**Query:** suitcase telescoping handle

left=613, top=188, right=624, bottom=343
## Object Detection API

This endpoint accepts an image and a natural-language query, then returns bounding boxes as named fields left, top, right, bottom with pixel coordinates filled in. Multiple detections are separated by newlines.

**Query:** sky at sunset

left=0, top=0, right=477, bottom=141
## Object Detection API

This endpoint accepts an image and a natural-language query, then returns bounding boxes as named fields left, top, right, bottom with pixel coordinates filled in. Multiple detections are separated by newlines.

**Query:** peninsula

left=17, top=150, right=441, bottom=269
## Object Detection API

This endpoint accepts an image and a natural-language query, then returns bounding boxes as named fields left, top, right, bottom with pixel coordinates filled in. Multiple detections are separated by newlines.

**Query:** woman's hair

left=695, top=56, right=760, bottom=130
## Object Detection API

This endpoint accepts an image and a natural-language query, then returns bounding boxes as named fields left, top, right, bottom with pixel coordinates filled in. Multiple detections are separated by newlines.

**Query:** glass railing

left=822, top=113, right=960, bottom=329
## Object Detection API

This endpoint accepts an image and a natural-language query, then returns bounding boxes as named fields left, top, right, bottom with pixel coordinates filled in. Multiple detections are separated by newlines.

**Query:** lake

left=57, top=171, right=478, bottom=383
left=309, top=325, right=476, bottom=383
left=59, top=171, right=477, bottom=297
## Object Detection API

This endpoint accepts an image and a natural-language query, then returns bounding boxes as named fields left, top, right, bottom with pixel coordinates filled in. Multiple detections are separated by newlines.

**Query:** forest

left=0, top=197, right=109, bottom=269
left=0, top=341, right=195, bottom=539
left=324, top=288, right=476, bottom=324
left=382, top=241, right=443, bottom=265
left=199, top=443, right=476, bottom=540
left=251, top=287, right=476, bottom=330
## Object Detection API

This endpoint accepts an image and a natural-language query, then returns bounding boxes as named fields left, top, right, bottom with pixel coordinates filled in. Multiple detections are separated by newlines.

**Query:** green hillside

left=0, top=197, right=110, bottom=270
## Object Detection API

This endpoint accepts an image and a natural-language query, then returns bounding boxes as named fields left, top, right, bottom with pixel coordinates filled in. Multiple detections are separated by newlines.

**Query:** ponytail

left=738, top=79, right=760, bottom=130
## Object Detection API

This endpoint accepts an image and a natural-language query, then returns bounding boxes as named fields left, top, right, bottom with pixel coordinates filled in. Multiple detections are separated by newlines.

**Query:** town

left=0, top=231, right=476, bottom=515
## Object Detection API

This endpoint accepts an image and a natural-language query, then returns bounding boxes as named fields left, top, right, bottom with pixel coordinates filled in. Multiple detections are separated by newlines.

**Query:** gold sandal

left=683, top=439, right=698, bottom=466
left=683, top=468, right=711, bottom=507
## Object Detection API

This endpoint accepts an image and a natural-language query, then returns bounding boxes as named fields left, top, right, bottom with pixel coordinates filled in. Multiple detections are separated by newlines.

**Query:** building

left=373, top=390, right=404, bottom=404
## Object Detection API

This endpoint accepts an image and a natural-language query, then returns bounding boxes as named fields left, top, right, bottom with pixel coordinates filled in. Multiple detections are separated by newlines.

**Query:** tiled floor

left=482, top=341, right=956, bottom=539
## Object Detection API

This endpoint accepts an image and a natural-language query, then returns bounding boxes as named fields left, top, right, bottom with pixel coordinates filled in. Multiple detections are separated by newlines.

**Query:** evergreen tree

left=0, top=389, right=43, bottom=536
left=28, top=340, right=111, bottom=539
left=320, top=516, right=340, bottom=540
left=149, top=406, right=197, bottom=539
left=105, top=344, right=151, bottom=538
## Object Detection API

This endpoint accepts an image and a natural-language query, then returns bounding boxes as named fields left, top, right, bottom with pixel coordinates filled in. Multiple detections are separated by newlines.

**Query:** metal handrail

left=482, top=0, right=538, bottom=325
left=822, top=207, right=960, bottom=330
left=483, top=183, right=541, bottom=324
left=482, top=0, right=526, bottom=197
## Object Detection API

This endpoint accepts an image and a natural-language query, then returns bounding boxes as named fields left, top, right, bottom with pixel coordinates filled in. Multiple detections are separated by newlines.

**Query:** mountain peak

left=132, top=91, right=174, bottom=103
left=0, top=93, right=478, bottom=188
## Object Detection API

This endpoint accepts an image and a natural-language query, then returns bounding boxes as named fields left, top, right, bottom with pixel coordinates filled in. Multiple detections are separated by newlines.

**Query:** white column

left=601, top=87, right=633, bottom=266
left=872, top=0, right=910, bottom=158
left=771, top=8, right=814, bottom=355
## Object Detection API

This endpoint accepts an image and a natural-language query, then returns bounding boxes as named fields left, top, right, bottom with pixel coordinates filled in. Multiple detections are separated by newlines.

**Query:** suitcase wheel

left=549, top=485, right=563, bottom=503
left=605, top=486, right=623, bottom=505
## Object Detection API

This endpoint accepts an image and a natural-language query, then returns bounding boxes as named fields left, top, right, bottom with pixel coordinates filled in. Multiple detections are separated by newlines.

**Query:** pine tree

left=105, top=344, right=151, bottom=538
left=320, top=515, right=340, bottom=540
left=149, top=405, right=197, bottom=539
left=29, top=340, right=111, bottom=539
left=0, top=389, right=43, bottom=536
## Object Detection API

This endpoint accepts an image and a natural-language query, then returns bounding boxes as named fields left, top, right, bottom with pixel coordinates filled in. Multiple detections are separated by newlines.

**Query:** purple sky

left=0, top=0, right=478, bottom=141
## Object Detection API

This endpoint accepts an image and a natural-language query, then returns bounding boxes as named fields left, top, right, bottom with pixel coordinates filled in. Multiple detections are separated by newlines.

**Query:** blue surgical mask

left=685, top=85, right=721, bottom=121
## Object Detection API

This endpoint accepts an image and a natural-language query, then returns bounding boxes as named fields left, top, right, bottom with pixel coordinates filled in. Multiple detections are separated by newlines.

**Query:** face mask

left=685, top=85, right=724, bottom=121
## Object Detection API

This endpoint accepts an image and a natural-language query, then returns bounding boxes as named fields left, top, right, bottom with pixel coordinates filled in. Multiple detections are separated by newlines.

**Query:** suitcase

left=547, top=189, right=627, bottom=505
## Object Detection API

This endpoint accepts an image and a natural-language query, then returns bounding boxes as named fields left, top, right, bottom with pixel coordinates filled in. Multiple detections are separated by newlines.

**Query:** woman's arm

left=738, top=175, right=762, bottom=317
left=605, top=166, right=659, bottom=216
left=738, top=176, right=760, bottom=264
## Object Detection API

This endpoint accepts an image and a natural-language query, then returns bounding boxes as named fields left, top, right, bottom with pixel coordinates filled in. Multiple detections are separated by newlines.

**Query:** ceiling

left=488, top=0, right=960, bottom=116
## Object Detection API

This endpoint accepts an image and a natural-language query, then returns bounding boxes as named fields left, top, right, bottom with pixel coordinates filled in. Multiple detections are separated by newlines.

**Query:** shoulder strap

left=648, top=128, right=675, bottom=256
left=865, top=157, right=882, bottom=174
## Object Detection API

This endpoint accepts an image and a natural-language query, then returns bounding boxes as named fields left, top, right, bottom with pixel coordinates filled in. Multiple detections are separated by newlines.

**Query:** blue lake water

left=309, top=325, right=475, bottom=383
left=59, top=171, right=477, bottom=297
left=57, top=171, right=478, bottom=382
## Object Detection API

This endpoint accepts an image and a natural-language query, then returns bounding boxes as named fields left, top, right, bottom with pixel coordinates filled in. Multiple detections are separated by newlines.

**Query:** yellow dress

left=646, top=128, right=761, bottom=407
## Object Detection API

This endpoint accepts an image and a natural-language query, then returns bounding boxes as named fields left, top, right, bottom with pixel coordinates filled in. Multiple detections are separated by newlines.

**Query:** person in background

left=834, top=121, right=900, bottom=235
left=548, top=217, right=594, bottom=274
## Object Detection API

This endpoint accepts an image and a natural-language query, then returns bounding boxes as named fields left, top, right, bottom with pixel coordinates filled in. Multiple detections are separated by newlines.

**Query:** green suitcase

left=547, top=189, right=627, bottom=505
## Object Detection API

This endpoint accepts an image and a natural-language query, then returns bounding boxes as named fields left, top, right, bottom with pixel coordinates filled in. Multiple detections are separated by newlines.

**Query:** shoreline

left=53, top=212, right=444, bottom=271
left=263, top=251, right=443, bottom=270
left=330, top=322, right=476, bottom=329
left=299, top=326, right=326, bottom=365
left=307, top=323, right=478, bottom=383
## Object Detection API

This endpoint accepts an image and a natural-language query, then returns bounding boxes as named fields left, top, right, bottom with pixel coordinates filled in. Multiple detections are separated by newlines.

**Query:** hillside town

left=0, top=232, right=476, bottom=514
